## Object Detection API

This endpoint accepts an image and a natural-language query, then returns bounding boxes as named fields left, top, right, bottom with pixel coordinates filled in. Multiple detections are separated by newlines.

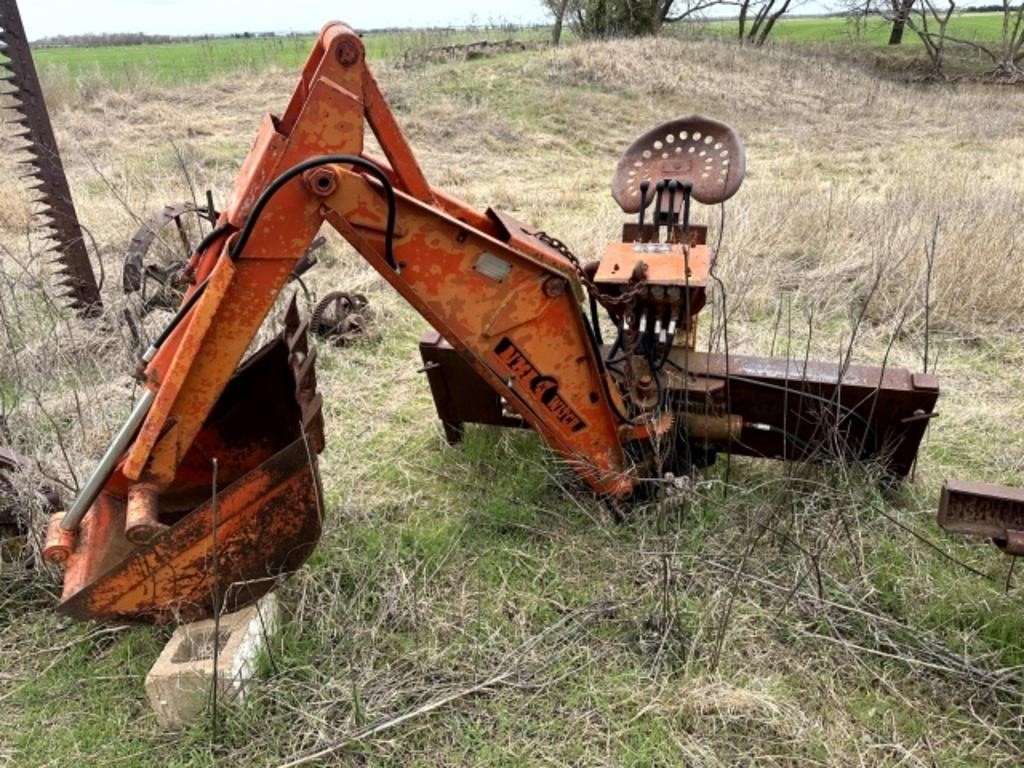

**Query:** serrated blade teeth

left=0, top=0, right=102, bottom=317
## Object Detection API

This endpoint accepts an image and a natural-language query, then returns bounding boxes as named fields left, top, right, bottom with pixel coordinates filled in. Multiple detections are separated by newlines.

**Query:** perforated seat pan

left=612, top=115, right=746, bottom=212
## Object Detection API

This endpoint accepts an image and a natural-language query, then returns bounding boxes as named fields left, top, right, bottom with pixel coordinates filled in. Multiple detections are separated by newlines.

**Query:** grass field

left=32, top=26, right=548, bottom=86
left=702, top=11, right=1012, bottom=44
left=2, top=27, right=1024, bottom=768
left=29, top=12, right=1013, bottom=89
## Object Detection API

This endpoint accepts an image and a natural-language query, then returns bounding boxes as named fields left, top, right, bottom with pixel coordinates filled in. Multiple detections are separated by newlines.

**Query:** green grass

left=32, top=27, right=549, bottom=86
left=28, top=11, right=1011, bottom=92
left=29, top=12, right=1013, bottom=89
left=707, top=12, right=1012, bottom=45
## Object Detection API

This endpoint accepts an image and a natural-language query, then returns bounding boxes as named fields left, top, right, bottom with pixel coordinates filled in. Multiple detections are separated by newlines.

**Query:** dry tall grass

left=2, top=36, right=1023, bottom=766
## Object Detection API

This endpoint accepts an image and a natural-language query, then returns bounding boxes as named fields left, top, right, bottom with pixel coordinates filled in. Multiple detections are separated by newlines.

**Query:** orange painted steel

left=48, top=22, right=634, bottom=622
left=51, top=310, right=325, bottom=623
left=58, top=438, right=322, bottom=623
left=593, top=242, right=710, bottom=286
left=125, top=21, right=630, bottom=499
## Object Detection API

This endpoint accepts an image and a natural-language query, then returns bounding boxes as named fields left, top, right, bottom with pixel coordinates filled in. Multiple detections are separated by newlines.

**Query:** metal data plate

left=938, top=480, right=1024, bottom=541
left=473, top=251, right=511, bottom=283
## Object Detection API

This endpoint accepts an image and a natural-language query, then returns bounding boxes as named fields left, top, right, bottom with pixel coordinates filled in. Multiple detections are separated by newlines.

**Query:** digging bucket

left=44, top=305, right=325, bottom=623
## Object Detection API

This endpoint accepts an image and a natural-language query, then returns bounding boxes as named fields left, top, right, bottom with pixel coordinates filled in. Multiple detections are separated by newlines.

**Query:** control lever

left=637, top=179, right=650, bottom=237
left=681, top=181, right=693, bottom=243
left=652, top=181, right=665, bottom=242
left=666, top=180, right=678, bottom=241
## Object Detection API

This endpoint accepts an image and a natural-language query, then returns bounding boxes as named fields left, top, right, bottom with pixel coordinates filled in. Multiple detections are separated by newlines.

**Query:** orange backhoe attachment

left=46, top=302, right=324, bottom=622
left=42, top=22, right=939, bottom=624
left=43, top=22, right=633, bottom=623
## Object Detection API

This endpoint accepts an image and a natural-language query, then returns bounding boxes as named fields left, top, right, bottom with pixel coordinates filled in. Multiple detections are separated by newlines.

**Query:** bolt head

left=337, top=38, right=362, bottom=67
left=543, top=277, right=567, bottom=298
left=303, top=168, right=338, bottom=197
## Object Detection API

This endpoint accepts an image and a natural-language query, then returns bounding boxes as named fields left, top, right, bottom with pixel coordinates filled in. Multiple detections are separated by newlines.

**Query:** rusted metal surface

left=594, top=242, right=709, bottom=287
left=50, top=301, right=324, bottom=622
left=939, top=480, right=1024, bottom=555
left=0, top=0, right=102, bottom=316
left=122, top=201, right=325, bottom=350
left=123, top=202, right=216, bottom=308
left=42, top=512, right=74, bottom=564
left=56, top=437, right=321, bottom=623
left=310, top=290, right=371, bottom=345
left=663, top=350, right=938, bottom=478
left=611, top=115, right=746, bottom=212
left=322, top=173, right=631, bottom=495
left=124, top=483, right=165, bottom=544
left=621, top=222, right=707, bottom=246
left=680, top=413, right=743, bottom=444
left=122, top=22, right=630, bottom=499
left=418, top=339, right=937, bottom=478
left=44, top=22, right=944, bottom=624
left=419, top=331, right=525, bottom=444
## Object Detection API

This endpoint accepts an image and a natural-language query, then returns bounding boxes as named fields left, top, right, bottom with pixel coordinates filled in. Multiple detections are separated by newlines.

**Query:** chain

left=532, top=230, right=647, bottom=309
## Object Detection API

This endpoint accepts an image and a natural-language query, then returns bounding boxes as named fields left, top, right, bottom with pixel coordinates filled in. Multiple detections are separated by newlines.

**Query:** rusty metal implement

left=939, top=480, right=1024, bottom=555
left=611, top=115, right=746, bottom=212
left=38, top=23, right=940, bottom=625
left=0, top=0, right=102, bottom=316
left=46, top=298, right=324, bottom=622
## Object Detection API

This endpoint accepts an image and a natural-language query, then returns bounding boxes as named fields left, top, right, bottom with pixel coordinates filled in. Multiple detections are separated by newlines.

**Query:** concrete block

left=145, top=592, right=279, bottom=728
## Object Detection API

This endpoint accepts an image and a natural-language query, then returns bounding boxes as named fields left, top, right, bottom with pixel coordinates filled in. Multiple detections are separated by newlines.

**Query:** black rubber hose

left=681, top=181, right=693, bottom=239
left=194, top=222, right=233, bottom=257
left=653, top=181, right=665, bottom=242
left=145, top=224, right=232, bottom=354
left=666, top=180, right=677, bottom=236
left=146, top=156, right=396, bottom=359
left=229, top=154, right=397, bottom=270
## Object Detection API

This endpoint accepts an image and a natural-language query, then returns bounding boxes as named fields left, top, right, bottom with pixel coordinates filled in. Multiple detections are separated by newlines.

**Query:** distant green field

left=33, top=27, right=549, bottom=85
left=31, top=12, right=1008, bottom=87
left=34, top=34, right=318, bottom=83
left=699, top=11, right=1006, bottom=45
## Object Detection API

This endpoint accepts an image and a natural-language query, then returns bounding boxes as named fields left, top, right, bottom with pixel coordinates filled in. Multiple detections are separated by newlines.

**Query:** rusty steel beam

left=0, top=0, right=102, bottom=316
left=939, top=480, right=1024, bottom=555
left=664, top=350, right=939, bottom=478
left=419, top=331, right=525, bottom=444
left=419, top=332, right=939, bottom=479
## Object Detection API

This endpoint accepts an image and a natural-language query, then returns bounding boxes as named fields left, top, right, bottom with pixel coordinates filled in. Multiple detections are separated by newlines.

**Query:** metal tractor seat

left=611, top=115, right=747, bottom=212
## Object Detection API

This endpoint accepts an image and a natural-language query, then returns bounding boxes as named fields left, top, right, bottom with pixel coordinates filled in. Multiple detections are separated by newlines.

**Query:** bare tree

left=989, top=0, right=1024, bottom=80
left=737, top=0, right=798, bottom=45
left=903, top=0, right=1024, bottom=80
left=941, top=0, right=1024, bottom=80
left=655, top=0, right=726, bottom=29
left=888, top=0, right=917, bottom=44
left=842, top=0, right=876, bottom=40
left=903, top=0, right=956, bottom=76
left=548, top=0, right=571, bottom=44
left=543, top=0, right=723, bottom=40
left=841, top=0, right=919, bottom=45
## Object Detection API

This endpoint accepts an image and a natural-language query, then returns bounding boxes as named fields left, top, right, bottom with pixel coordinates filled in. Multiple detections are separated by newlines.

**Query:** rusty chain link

left=532, top=230, right=647, bottom=310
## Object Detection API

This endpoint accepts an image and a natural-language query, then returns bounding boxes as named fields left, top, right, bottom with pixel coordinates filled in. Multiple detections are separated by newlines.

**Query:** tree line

left=33, top=31, right=285, bottom=48
left=544, top=0, right=1024, bottom=80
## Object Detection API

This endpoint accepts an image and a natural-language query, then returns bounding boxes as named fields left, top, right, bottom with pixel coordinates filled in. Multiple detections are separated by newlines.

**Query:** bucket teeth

left=0, top=0, right=101, bottom=318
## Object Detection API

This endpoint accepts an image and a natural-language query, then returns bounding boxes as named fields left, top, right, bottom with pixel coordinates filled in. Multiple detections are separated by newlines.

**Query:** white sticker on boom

left=474, top=251, right=512, bottom=282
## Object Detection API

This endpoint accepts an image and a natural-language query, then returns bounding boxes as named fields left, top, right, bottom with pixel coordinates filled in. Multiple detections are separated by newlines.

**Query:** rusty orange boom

left=42, top=23, right=939, bottom=623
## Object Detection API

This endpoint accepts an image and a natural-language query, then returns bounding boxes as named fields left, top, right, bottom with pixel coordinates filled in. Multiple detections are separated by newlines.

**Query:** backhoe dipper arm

left=121, top=22, right=633, bottom=500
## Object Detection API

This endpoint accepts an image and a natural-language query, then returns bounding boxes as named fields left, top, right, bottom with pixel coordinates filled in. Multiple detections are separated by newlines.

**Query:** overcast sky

left=21, top=1, right=555, bottom=38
